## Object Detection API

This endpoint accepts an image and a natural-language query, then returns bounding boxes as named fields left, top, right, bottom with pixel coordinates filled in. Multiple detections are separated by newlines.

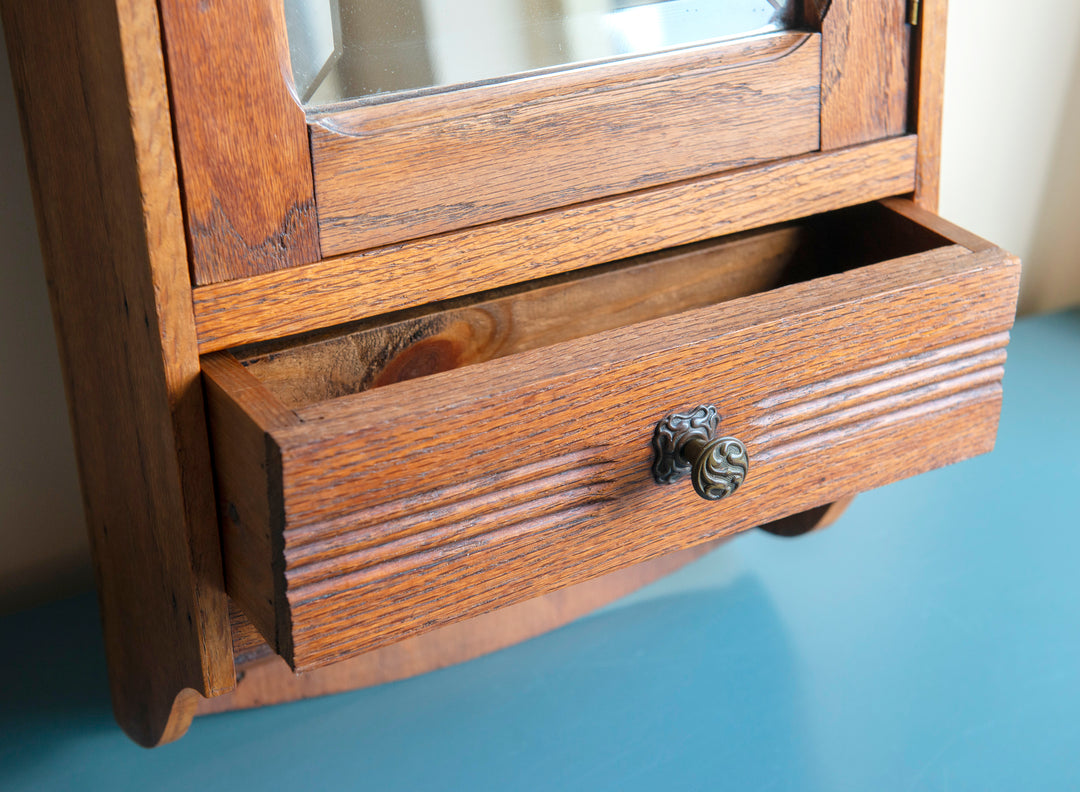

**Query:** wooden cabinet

left=2, top=0, right=1018, bottom=746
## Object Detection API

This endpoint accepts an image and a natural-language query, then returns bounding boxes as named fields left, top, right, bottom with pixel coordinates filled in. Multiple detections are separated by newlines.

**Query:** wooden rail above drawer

left=192, top=136, right=918, bottom=353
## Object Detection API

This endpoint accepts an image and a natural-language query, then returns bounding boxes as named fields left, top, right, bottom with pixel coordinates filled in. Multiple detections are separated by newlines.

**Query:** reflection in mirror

left=285, top=0, right=801, bottom=109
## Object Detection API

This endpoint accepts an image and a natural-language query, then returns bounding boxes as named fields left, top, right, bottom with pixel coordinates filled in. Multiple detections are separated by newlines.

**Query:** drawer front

left=204, top=204, right=1020, bottom=670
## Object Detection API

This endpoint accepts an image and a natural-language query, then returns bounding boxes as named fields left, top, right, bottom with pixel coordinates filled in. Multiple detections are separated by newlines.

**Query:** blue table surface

left=2, top=310, right=1078, bottom=791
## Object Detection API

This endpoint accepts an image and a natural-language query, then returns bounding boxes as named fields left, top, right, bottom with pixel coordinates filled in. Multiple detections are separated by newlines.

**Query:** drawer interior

left=233, top=202, right=954, bottom=410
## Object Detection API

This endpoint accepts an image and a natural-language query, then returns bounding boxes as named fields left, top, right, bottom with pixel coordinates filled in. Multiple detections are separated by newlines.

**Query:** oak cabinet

left=2, top=0, right=1019, bottom=745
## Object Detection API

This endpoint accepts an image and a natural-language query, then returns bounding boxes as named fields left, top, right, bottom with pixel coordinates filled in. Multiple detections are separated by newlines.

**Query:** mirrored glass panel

left=285, top=0, right=801, bottom=109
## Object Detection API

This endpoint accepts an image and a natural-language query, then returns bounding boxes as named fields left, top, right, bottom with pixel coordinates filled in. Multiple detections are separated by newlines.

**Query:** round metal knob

left=651, top=405, right=749, bottom=501
left=682, top=435, right=749, bottom=501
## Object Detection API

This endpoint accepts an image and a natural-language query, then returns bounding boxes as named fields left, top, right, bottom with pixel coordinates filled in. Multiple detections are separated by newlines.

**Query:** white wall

left=939, top=0, right=1080, bottom=314
left=1, top=1, right=1079, bottom=612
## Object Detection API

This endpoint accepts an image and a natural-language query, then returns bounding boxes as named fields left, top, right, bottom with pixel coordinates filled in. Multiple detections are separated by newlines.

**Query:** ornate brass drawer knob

left=652, top=405, right=749, bottom=501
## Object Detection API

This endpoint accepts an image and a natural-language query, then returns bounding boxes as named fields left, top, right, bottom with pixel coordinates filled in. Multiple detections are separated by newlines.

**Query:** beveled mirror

left=285, top=0, right=801, bottom=107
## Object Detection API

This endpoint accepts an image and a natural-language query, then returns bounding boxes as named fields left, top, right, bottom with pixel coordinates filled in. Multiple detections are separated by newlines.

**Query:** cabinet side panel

left=912, top=0, right=949, bottom=210
left=1, top=0, right=233, bottom=746
left=158, top=0, right=319, bottom=284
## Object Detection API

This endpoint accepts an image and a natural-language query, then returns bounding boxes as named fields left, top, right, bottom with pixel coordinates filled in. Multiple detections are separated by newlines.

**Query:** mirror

left=285, top=0, right=801, bottom=109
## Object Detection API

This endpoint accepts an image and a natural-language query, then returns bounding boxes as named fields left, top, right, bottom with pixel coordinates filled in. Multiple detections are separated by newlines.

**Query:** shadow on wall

left=1026, top=39, right=1080, bottom=315
left=0, top=30, right=91, bottom=614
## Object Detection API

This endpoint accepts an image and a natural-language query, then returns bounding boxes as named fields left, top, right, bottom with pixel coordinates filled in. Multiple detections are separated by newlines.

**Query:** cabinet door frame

left=310, top=31, right=822, bottom=258
left=160, top=0, right=921, bottom=287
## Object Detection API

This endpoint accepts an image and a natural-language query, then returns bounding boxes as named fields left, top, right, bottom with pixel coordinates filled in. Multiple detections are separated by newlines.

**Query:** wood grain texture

left=197, top=540, right=722, bottom=715
left=812, top=0, right=910, bottom=149
left=193, top=136, right=919, bottom=352
left=311, top=32, right=821, bottom=256
left=205, top=203, right=1021, bottom=669
left=1, top=0, right=233, bottom=745
left=911, top=0, right=948, bottom=210
left=237, top=227, right=808, bottom=409
left=158, top=0, right=319, bottom=284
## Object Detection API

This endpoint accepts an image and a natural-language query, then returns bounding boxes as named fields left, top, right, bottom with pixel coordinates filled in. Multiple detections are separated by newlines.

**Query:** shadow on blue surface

left=1, top=571, right=812, bottom=790
left=1, top=310, right=1078, bottom=791
left=0, top=595, right=115, bottom=774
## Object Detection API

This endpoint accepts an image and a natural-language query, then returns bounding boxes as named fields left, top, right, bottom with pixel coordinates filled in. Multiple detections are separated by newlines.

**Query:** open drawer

left=203, top=199, right=1020, bottom=670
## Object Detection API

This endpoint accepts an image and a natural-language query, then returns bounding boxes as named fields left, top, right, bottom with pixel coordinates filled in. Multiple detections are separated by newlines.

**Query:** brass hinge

left=908, top=0, right=921, bottom=26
